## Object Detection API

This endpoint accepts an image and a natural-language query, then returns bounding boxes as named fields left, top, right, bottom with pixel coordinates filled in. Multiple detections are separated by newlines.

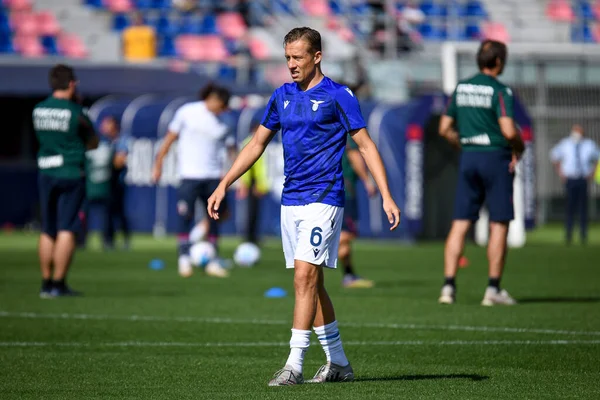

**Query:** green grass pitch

left=0, top=226, right=599, bottom=399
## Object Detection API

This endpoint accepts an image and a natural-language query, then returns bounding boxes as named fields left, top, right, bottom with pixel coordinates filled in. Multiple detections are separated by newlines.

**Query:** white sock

left=285, top=328, right=311, bottom=373
left=314, top=320, right=349, bottom=367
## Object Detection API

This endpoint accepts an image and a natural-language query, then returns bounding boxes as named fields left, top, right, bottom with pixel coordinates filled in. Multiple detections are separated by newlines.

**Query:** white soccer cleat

left=481, top=287, right=517, bottom=306
left=205, top=260, right=230, bottom=278
left=438, top=284, right=455, bottom=305
left=178, top=255, right=193, bottom=278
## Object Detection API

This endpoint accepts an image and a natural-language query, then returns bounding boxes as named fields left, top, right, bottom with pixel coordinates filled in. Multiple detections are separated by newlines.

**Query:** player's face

left=285, top=39, right=321, bottom=84
left=205, top=94, right=227, bottom=115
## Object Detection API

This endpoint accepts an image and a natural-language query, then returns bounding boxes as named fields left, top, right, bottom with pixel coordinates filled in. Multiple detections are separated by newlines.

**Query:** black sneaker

left=39, top=287, right=54, bottom=299
left=50, top=285, right=83, bottom=297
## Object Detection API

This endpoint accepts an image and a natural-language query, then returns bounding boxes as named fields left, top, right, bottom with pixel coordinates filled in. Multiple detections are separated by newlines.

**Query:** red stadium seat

left=37, top=11, right=61, bottom=36
left=13, top=34, right=44, bottom=57
left=302, top=0, right=331, bottom=17
left=58, top=33, right=89, bottom=58
left=105, top=0, right=133, bottom=13
left=248, top=37, right=270, bottom=60
left=12, top=11, right=37, bottom=36
left=482, top=22, right=510, bottom=43
left=4, top=0, right=33, bottom=12
left=176, top=34, right=228, bottom=62
left=546, top=0, right=575, bottom=22
left=216, top=12, right=247, bottom=40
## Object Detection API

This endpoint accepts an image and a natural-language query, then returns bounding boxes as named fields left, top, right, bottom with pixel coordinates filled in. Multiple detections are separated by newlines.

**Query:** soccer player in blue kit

left=207, top=27, right=401, bottom=386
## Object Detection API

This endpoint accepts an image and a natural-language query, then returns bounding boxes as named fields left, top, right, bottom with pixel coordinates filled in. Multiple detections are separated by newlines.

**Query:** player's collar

left=295, top=75, right=327, bottom=93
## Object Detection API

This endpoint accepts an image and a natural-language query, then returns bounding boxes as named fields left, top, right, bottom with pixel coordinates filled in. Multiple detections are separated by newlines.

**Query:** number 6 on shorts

left=310, top=227, right=323, bottom=246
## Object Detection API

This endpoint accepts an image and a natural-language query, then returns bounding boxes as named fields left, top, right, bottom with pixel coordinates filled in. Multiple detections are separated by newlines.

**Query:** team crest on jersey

left=344, top=87, right=354, bottom=97
left=284, top=100, right=290, bottom=109
left=310, top=100, right=325, bottom=111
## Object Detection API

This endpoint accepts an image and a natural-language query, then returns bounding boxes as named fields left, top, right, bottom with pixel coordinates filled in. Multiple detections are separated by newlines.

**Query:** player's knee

left=338, top=241, right=350, bottom=259
left=293, top=264, right=319, bottom=294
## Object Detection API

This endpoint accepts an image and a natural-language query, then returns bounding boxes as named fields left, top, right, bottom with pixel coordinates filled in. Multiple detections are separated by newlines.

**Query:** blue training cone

left=149, top=259, right=165, bottom=270
left=264, top=287, right=287, bottom=298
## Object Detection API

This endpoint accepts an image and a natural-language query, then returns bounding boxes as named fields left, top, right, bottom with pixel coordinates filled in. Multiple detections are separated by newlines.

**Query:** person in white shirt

left=550, top=124, right=600, bottom=245
left=152, top=83, right=234, bottom=277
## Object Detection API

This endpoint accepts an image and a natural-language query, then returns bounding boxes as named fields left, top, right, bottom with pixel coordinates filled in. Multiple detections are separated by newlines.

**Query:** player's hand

left=509, top=153, right=518, bottom=173
left=382, top=196, right=401, bottom=231
left=207, top=184, right=227, bottom=220
left=364, top=180, right=378, bottom=197
left=151, top=164, right=162, bottom=184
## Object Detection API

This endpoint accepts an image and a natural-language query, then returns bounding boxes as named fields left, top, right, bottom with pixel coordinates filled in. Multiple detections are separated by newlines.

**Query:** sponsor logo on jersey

left=38, top=155, right=64, bottom=169
left=460, top=134, right=491, bottom=146
left=284, top=100, right=290, bottom=109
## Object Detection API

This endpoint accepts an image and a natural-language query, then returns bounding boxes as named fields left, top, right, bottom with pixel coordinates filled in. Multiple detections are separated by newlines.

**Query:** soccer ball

left=189, top=241, right=216, bottom=267
left=233, top=242, right=261, bottom=268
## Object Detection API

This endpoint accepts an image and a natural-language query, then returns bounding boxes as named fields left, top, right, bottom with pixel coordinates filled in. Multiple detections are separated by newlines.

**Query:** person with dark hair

left=82, top=115, right=130, bottom=250
left=438, top=40, right=525, bottom=306
left=34, top=64, right=99, bottom=298
left=152, top=83, right=235, bottom=278
left=207, top=27, right=401, bottom=386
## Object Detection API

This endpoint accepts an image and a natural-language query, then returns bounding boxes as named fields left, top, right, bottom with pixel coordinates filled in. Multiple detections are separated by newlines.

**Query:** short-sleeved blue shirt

left=261, top=76, right=366, bottom=207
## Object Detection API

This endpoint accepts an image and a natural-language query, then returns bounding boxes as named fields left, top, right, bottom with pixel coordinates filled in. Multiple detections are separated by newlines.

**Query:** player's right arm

left=208, top=124, right=276, bottom=219
left=152, top=131, right=177, bottom=183
left=153, top=106, right=186, bottom=183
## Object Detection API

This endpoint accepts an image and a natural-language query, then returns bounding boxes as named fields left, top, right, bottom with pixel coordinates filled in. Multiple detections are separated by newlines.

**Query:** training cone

left=149, top=259, right=165, bottom=270
left=264, top=287, right=287, bottom=298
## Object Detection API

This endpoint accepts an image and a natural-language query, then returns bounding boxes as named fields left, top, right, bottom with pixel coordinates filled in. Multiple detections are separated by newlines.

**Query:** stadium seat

left=156, top=13, right=179, bottom=36
left=248, top=36, right=269, bottom=60
left=57, top=33, right=88, bottom=58
left=482, top=21, right=510, bottom=43
left=546, top=0, right=575, bottom=22
left=176, top=34, right=228, bottom=62
left=158, top=33, right=176, bottom=56
left=465, top=22, right=482, bottom=39
left=4, top=0, right=32, bottom=12
left=201, top=14, right=217, bottom=34
left=85, top=0, right=104, bottom=8
left=113, top=13, right=131, bottom=31
left=329, top=0, right=342, bottom=15
left=41, top=35, right=58, bottom=54
left=592, top=23, right=600, bottom=42
left=571, top=22, right=595, bottom=42
left=179, top=14, right=203, bottom=34
left=106, top=0, right=133, bottom=13
left=37, top=11, right=61, bottom=37
left=465, top=0, right=487, bottom=18
left=577, top=1, right=596, bottom=20
left=418, top=22, right=447, bottom=40
left=13, top=11, right=37, bottom=36
left=0, top=31, right=14, bottom=53
left=13, top=34, right=43, bottom=57
left=216, top=12, right=247, bottom=39
left=302, top=0, right=331, bottom=17
left=152, top=0, right=171, bottom=10
left=420, top=1, right=447, bottom=17
left=135, top=0, right=154, bottom=11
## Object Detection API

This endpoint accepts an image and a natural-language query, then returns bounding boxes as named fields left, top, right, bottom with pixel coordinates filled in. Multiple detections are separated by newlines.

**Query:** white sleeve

left=207, top=120, right=229, bottom=140
left=550, top=141, right=564, bottom=162
left=168, top=107, right=185, bottom=135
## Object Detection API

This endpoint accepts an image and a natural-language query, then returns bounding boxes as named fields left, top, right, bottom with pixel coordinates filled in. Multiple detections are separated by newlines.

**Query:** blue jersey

left=261, top=76, right=366, bottom=207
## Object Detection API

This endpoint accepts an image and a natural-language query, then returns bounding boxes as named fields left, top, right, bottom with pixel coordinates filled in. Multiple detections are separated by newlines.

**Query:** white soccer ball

left=189, top=241, right=216, bottom=267
left=233, top=242, right=261, bottom=268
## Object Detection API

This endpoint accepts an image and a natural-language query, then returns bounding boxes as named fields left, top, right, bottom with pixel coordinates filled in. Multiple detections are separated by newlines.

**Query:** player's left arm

left=588, top=142, right=600, bottom=181
left=335, top=87, right=400, bottom=229
left=439, top=90, right=460, bottom=148
left=351, top=128, right=400, bottom=230
left=78, top=109, right=99, bottom=150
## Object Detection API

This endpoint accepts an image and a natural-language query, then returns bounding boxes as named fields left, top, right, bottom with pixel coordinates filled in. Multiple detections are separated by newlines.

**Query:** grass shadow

left=518, top=297, right=600, bottom=304
left=356, top=374, right=489, bottom=383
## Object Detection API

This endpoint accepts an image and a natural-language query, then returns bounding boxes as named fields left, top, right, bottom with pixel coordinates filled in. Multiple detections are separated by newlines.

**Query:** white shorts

left=281, top=203, right=343, bottom=269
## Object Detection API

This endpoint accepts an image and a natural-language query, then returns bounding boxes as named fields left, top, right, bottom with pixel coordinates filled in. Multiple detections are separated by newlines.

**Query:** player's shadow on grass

left=356, top=374, right=489, bottom=382
left=518, top=297, right=600, bottom=304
